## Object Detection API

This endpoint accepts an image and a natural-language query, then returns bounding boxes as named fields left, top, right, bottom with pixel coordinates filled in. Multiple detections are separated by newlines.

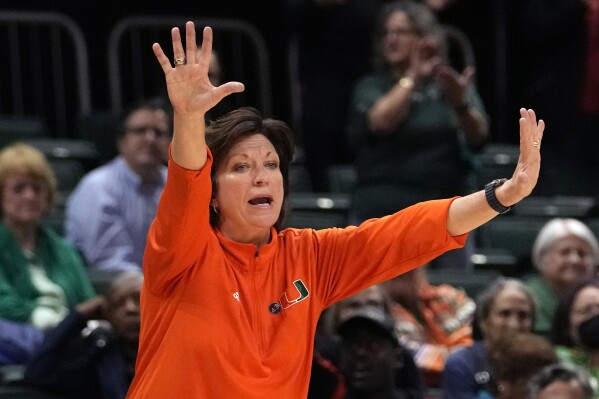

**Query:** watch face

left=493, top=178, right=507, bottom=187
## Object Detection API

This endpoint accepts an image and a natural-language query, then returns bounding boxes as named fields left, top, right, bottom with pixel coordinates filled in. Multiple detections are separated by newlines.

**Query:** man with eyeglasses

left=65, top=97, right=172, bottom=272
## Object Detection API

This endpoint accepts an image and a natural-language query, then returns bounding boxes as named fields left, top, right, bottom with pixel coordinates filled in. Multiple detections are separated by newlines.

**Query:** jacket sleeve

left=312, top=198, right=468, bottom=308
left=142, top=148, right=215, bottom=295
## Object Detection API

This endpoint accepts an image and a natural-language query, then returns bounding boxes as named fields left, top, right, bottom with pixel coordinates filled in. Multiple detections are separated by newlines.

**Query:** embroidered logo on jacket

left=268, top=279, right=310, bottom=315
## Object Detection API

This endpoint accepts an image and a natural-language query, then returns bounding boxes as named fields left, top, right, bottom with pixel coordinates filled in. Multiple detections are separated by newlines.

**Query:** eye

left=234, top=163, right=249, bottom=172
left=265, top=161, right=279, bottom=169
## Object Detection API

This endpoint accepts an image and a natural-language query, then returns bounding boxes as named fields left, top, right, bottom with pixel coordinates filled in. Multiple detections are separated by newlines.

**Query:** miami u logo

left=269, top=279, right=310, bottom=315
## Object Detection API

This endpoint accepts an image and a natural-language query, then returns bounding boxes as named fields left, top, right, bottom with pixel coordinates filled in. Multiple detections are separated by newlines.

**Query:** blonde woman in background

left=0, top=143, right=94, bottom=330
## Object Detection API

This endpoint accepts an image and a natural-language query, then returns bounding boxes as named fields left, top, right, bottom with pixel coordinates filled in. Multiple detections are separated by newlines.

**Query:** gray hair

left=527, top=363, right=595, bottom=399
left=474, top=277, right=537, bottom=339
left=531, top=218, right=599, bottom=270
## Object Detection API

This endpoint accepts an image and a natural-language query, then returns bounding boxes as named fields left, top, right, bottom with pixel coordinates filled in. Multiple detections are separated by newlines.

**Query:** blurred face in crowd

left=539, top=235, right=595, bottom=296
left=479, top=286, right=534, bottom=345
left=118, top=108, right=171, bottom=176
left=338, top=285, right=387, bottom=322
left=339, top=323, right=398, bottom=395
left=211, top=134, right=283, bottom=245
left=535, top=380, right=589, bottom=399
left=106, top=273, right=143, bottom=344
left=569, top=285, right=599, bottom=345
left=382, top=11, right=417, bottom=68
left=1, top=173, right=49, bottom=227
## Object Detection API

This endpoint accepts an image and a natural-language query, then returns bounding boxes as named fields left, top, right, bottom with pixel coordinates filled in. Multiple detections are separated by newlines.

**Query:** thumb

left=213, top=81, right=245, bottom=103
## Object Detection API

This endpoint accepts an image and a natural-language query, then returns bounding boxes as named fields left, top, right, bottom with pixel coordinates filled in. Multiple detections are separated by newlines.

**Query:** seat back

left=107, top=16, right=272, bottom=115
left=0, top=11, right=91, bottom=137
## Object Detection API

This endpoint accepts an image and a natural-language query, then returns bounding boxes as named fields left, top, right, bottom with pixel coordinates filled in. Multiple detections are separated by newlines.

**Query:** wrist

left=485, top=178, right=512, bottom=214
left=398, top=76, right=415, bottom=90
left=495, top=180, right=521, bottom=207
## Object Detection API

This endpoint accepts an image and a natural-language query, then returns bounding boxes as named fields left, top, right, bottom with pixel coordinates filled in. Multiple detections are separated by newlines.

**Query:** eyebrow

left=229, top=150, right=276, bottom=159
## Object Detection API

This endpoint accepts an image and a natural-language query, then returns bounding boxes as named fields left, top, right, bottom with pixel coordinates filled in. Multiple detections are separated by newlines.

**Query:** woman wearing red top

left=126, top=22, right=545, bottom=398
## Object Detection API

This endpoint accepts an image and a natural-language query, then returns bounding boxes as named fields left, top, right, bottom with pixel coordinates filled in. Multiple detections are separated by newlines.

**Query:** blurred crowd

left=1, top=0, right=599, bottom=398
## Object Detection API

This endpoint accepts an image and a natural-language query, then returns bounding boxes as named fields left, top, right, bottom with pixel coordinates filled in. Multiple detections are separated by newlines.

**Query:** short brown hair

left=205, top=107, right=296, bottom=230
left=0, top=142, right=57, bottom=213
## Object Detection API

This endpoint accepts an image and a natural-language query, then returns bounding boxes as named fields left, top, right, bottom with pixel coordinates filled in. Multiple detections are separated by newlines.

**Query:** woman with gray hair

left=526, top=218, right=599, bottom=336
left=442, top=277, right=537, bottom=399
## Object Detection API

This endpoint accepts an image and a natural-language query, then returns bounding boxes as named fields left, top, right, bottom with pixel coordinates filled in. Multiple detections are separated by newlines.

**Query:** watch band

left=485, top=178, right=511, bottom=214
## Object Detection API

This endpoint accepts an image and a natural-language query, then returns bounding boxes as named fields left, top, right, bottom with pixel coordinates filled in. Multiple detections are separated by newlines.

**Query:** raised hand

left=509, top=108, right=545, bottom=200
left=152, top=21, right=244, bottom=117
left=407, top=36, right=441, bottom=82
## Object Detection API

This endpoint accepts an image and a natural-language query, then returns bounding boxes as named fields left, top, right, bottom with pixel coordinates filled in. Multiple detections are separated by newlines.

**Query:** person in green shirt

left=0, top=143, right=95, bottom=330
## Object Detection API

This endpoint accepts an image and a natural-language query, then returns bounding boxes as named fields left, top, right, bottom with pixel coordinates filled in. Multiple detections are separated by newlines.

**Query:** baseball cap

left=336, top=305, right=397, bottom=346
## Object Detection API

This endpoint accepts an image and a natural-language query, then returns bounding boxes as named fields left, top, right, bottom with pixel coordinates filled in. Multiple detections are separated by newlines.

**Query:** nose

left=22, top=185, right=37, bottom=199
left=123, top=297, right=140, bottom=313
left=505, top=314, right=523, bottom=330
left=253, top=165, right=270, bottom=185
left=566, top=250, right=584, bottom=264
left=141, top=127, right=160, bottom=140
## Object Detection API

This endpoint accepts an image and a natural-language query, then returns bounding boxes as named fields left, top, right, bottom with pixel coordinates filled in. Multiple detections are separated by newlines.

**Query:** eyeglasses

left=125, top=125, right=171, bottom=139
left=382, top=28, right=415, bottom=38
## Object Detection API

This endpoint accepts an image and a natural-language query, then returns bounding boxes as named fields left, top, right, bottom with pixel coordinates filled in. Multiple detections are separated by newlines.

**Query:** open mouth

left=248, top=196, right=273, bottom=206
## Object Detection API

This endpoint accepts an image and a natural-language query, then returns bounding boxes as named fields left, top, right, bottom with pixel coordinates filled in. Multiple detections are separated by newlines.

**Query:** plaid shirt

left=390, top=282, right=475, bottom=388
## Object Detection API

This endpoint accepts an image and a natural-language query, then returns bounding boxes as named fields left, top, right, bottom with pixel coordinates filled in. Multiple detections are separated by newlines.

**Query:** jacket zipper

left=252, top=249, right=266, bottom=357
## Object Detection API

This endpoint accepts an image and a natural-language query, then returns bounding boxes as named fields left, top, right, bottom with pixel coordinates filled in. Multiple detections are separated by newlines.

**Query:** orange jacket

left=126, top=150, right=467, bottom=399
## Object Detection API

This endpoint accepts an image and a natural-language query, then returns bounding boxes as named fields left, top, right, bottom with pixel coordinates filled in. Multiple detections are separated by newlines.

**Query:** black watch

left=484, top=178, right=511, bottom=214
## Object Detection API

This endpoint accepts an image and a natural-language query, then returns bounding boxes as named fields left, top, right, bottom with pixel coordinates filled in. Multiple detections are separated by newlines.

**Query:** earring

left=212, top=205, right=218, bottom=214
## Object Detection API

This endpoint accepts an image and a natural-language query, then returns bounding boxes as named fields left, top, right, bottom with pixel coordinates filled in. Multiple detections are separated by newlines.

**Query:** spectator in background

left=525, top=218, right=599, bottom=337
left=311, top=284, right=424, bottom=398
left=442, top=277, right=537, bottom=399
left=24, top=271, right=143, bottom=399
left=309, top=284, right=390, bottom=399
left=384, top=265, right=475, bottom=389
left=283, top=0, right=391, bottom=192
left=550, top=277, right=599, bottom=394
left=477, top=332, right=559, bottom=399
left=346, top=0, right=489, bottom=269
left=527, top=363, right=595, bottom=399
left=337, top=304, right=423, bottom=399
left=0, top=143, right=95, bottom=329
left=65, top=97, right=172, bottom=272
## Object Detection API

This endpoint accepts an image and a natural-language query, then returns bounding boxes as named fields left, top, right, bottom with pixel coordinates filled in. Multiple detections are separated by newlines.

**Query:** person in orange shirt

left=126, top=21, right=545, bottom=399
left=384, top=265, right=475, bottom=389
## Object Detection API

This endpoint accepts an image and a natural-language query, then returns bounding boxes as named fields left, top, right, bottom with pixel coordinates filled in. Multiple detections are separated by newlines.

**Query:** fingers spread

left=185, top=21, right=197, bottom=64
left=152, top=43, right=171, bottom=73
left=213, top=82, right=245, bottom=102
left=198, top=27, right=213, bottom=68
left=171, top=27, right=185, bottom=66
